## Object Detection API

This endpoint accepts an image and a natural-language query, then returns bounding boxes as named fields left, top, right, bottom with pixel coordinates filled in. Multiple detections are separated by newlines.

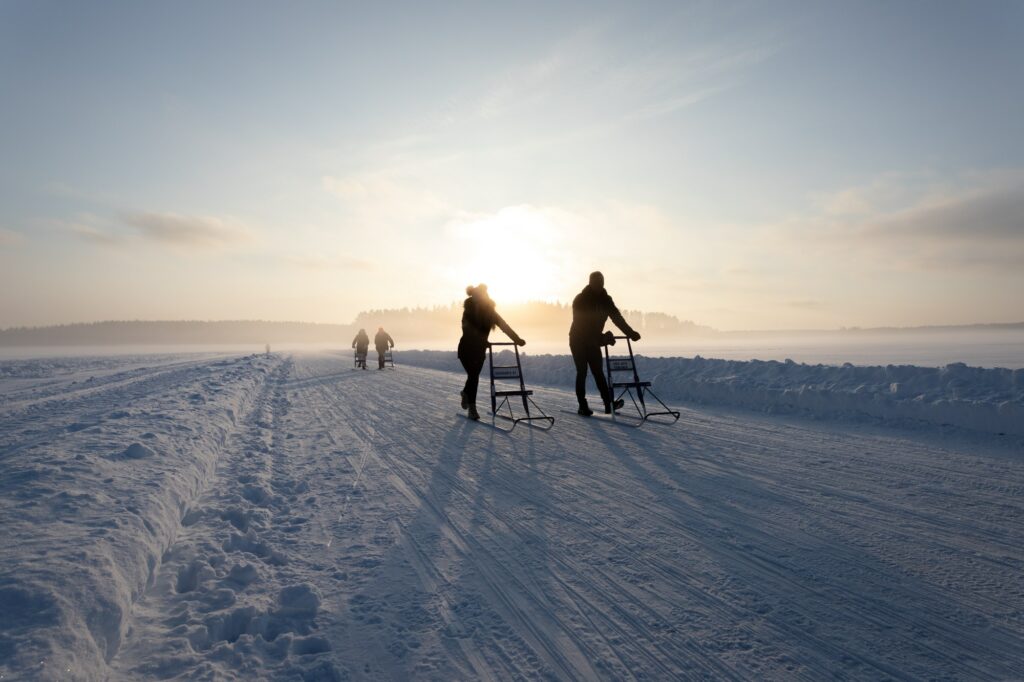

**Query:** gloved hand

left=515, top=338, right=527, bottom=347
left=628, top=331, right=641, bottom=342
left=601, top=331, right=617, bottom=346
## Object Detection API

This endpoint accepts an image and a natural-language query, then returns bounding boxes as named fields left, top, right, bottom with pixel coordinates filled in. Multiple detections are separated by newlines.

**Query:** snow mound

left=117, top=442, right=156, bottom=459
left=398, top=351, right=1024, bottom=437
left=0, top=354, right=279, bottom=681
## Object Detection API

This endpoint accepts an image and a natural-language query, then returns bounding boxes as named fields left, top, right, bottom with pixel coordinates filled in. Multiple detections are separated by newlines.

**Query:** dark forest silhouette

left=1, top=305, right=1020, bottom=347
left=0, top=302, right=712, bottom=346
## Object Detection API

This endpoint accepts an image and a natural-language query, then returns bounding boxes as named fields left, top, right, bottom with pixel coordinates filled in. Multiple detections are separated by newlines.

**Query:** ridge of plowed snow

left=0, top=354, right=278, bottom=680
left=2, top=353, right=1023, bottom=680
left=396, top=350, right=1024, bottom=437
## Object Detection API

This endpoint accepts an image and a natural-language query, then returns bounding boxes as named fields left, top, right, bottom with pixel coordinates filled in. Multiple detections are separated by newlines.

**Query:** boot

left=577, top=402, right=594, bottom=417
left=604, top=398, right=625, bottom=414
left=460, top=390, right=468, bottom=409
left=467, top=405, right=480, bottom=420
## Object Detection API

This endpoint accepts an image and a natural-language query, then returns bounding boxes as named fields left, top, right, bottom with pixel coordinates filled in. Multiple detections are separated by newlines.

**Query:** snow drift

left=0, top=355, right=278, bottom=680
left=396, top=350, right=1024, bottom=437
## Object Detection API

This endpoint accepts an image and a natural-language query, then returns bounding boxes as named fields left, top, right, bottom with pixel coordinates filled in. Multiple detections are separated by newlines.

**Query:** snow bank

left=397, top=350, right=1024, bottom=437
left=0, top=354, right=278, bottom=681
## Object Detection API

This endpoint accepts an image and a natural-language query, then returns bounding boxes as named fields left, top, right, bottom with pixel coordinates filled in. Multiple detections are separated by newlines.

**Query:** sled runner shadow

left=604, top=335, right=680, bottom=426
left=487, top=342, right=554, bottom=433
left=559, top=409, right=644, bottom=427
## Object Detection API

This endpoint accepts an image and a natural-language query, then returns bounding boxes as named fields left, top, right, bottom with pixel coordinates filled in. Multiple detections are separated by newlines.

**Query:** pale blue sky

left=2, top=1, right=1022, bottom=329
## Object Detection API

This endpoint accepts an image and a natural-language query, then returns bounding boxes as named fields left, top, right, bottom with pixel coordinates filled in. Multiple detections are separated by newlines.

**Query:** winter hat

left=589, top=271, right=604, bottom=288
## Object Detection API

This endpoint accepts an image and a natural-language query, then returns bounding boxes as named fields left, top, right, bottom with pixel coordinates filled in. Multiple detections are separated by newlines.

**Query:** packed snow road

left=2, top=352, right=1023, bottom=680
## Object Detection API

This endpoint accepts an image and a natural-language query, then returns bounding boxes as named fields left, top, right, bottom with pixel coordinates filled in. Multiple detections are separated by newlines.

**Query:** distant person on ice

left=374, top=326, right=394, bottom=370
left=352, top=328, right=369, bottom=370
left=458, top=284, right=525, bottom=420
left=570, top=271, right=641, bottom=416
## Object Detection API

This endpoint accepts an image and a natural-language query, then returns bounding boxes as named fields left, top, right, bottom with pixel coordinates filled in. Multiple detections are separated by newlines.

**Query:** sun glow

left=446, top=206, right=577, bottom=305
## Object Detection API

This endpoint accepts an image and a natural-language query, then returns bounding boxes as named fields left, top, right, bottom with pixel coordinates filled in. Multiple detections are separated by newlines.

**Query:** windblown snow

left=0, top=351, right=1022, bottom=680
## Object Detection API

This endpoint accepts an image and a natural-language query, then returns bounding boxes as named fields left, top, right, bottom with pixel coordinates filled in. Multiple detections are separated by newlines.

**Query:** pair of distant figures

left=458, top=271, right=641, bottom=420
left=352, top=326, right=394, bottom=370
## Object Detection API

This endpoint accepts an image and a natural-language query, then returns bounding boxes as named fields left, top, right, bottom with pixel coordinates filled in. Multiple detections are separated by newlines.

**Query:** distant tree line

left=7, top=307, right=1009, bottom=347
left=0, top=303, right=716, bottom=347
left=0, top=320, right=352, bottom=346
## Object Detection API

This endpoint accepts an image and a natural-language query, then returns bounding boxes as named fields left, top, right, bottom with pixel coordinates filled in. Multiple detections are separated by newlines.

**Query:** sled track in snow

left=289, top=355, right=1024, bottom=680
left=4, top=351, right=1021, bottom=680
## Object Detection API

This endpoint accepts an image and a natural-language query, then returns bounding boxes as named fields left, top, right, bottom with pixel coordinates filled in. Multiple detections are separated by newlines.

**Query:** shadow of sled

left=604, top=335, right=680, bottom=427
left=487, top=342, right=554, bottom=433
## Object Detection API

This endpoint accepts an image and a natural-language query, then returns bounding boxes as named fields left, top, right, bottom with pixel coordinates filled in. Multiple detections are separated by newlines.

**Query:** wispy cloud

left=286, top=254, right=376, bottom=272
left=70, top=224, right=124, bottom=246
left=119, top=212, right=252, bottom=249
left=432, top=22, right=776, bottom=140
left=322, top=173, right=452, bottom=231
left=786, top=299, right=827, bottom=310
left=0, top=227, right=24, bottom=246
left=65, top=211, right=254, bottom=252
left=780, top=171, right=1024, bottom=272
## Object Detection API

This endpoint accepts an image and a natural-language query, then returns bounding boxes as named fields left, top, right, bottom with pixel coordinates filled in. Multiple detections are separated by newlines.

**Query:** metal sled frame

left=604, top=336, right=680, bottom=426
left=383, top=349, right=396, bottom=369
left=353, top=350, right=368, bottom=369
left=488, top=342, right=554, bottom=432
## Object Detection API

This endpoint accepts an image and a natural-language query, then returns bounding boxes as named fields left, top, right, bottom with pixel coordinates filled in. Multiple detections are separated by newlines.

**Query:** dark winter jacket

left=569, top=285, right=636, bottom=345
left=460, top=294, right=521, bottom=351
left=374, top=330, right=394, bottom=352
left=352, top=330, right=369, bottom=353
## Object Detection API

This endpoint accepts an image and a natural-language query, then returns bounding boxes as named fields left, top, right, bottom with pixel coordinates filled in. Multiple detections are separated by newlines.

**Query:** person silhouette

left=351, top=328, right=369, bottom=369
left=569, top=271, right=641, bottom=415
left=374, top=326, right=394, bottom=370
left=458, top=284, right=525, bottom=420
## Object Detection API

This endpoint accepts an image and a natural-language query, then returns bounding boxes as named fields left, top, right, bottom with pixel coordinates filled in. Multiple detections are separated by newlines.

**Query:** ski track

left=3, top=351, right=1023, bottom=680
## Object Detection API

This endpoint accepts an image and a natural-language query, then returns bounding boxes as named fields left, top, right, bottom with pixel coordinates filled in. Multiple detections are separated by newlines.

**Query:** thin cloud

left=787, top=299, right=827, bottom=310
left=784, top=172, right=1024, bottom=272
left=119, top=212, right=252, bottom=249
left=286, top=254, right=376, bottom=272
left=0, top=227, right=24, bottom=246
left=867, top=180, right=1024, bottom=243
left=71, top=224, right=124, bottom=247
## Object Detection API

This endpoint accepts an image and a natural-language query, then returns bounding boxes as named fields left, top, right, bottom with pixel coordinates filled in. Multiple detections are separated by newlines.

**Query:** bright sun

left=448, top=206, right=574, bottom=304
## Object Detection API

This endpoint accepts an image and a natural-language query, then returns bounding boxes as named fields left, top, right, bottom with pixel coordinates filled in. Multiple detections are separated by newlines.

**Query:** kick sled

left=604, top=335, right=680, bottom=426
left=486, top=342, right=554, bottom=432
left=353, top=350, right=368, bottom=369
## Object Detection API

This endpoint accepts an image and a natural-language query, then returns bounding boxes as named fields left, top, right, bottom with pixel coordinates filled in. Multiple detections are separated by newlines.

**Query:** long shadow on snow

left=598, top=418, right=1024, bottom=679
left=339, top=415, right=487, bottom=677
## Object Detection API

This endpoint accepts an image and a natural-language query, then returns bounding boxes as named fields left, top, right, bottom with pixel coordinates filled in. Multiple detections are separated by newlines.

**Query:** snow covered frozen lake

left=1, top=351, right=1022, bottom=680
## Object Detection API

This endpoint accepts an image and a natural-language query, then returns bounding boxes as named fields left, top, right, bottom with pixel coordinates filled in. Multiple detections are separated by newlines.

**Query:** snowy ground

left=1, top=351, right=1023, bottom=680
left=398, top=351, right=1024, bottom=438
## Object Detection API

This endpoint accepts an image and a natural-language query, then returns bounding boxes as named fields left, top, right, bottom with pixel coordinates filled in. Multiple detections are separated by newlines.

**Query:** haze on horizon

left=2, top=1, right=1023, bottom=332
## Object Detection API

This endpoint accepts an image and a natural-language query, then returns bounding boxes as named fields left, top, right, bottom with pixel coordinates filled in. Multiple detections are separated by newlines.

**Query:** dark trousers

left=570, top=340, right=611, bottom=407
left=458, top=337, right=487, bottom=407
left=377, top=347, right=387, bottom=369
